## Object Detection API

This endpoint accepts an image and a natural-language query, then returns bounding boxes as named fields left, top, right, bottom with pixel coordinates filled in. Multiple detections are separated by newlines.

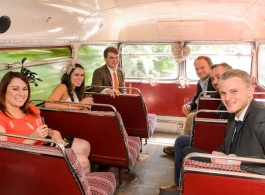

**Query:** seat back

left=89, top=90, right=154, bottom=138
left=191, top=115, right=227, bottom=153
left=181, top=153, right=265, bottom=195
left=39, top=103, right=133, bottom=169
left=197, top=97, right=221, bottom=118
left=254, top=92, right=265, bottom=103
left=0, top=133, right=87, bottom=195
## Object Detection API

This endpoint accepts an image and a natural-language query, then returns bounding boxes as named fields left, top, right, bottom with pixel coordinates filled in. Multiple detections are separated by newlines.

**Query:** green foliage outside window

left=0, top=63, right=62, bottom=100
left=121, top=44, right=179, bottom=79
left=0, top=47, right=71, bottom=101
left=78, top=45, right=111, bottom=85
left=0, top=47, right=70, bottom=64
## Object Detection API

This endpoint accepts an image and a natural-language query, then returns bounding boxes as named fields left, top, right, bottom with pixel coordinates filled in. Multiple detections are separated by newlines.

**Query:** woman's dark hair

left=61, top=64, right=85, bottom=102
left=0, top=71, right=37, bottom=117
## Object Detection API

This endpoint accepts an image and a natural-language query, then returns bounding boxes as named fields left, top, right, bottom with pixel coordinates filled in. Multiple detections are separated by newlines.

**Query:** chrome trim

left=198, top=91, right=217, bottom=97
left=87, top=85, right=142, bottom=94
left=180, top=152, right=265, bottom=192
left=30, top=99, right=117, bottom=113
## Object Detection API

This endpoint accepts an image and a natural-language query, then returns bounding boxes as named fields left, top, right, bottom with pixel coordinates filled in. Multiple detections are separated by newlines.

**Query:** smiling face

left=5, top=77, right=28, bottom=108
left=104, top=52, right=119, bottom=70
left=210, top=66, right=228, bottom=92
left=70, top=67, right=84, bottom=89
left=219, top=77, right=254, bottom=117
left=194, top=58, right=211, bottom=80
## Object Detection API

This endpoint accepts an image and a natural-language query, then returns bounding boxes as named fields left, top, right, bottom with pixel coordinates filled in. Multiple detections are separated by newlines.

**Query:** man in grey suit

left=91, top=46, right=126, bottom=97
left=161, top=69, right=265, bottom=193
left=183, top=69, right=265, bottom=175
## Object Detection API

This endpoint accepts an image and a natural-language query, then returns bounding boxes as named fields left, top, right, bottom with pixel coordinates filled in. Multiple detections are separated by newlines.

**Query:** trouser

left=182, top=112, right=196, bottom=135
left=175, top=145, right=209, bottom=185
left=174, top=135, right=191, bottom=185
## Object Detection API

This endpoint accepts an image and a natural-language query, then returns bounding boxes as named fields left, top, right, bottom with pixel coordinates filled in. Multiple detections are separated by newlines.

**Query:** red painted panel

left=254, top=85, right=265, bottom=99
left=127, top=83, right=265, bottom=117
left=183, top=173, right=265, bottom=195
left=127, top=83, right=197, bottom=116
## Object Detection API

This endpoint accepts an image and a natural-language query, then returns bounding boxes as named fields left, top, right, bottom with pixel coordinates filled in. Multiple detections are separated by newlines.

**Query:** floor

left=91, top=127, right=181, bottom=195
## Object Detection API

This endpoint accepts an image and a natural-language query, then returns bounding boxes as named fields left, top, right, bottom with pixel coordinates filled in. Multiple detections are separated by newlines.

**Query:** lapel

left=104, top=65, right=113, bottom=86
left=240, top=99, right=255, bottom=128
left=197, top=79, right=202, bottom=93
left=206, top=77, right=215, bottom=91
left=227, top=99, right=255, bottom=153
left=116, top=69, right=123, bottom=87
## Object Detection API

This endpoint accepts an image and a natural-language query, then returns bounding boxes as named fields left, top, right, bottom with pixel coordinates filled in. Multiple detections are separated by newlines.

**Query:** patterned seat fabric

left=127, top=136, right=141, bottom=168
left=86, top=172, right=116, bottom=195
left=148, top=113, right=157, bottom=136
left=184, top=159, right=249, bottom=173
left=0, top=140, right=62, bottom=154
left=66, top=149, right=92, bottom=195
left=66, top=149, right=116, bottom=195
left=116, top=111, right=141, bottom=169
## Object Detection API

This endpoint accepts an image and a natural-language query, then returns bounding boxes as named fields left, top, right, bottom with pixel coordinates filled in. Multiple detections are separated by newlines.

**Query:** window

left=186, top=44, right=253, bottom=80
left=121, top=44, right=179, bottom=80
left=0, top=47, right=71, bottom=65
left=78, top=44, right=114, bottom=85
left=258, top=44, right=265, bottom=87
left=0, top=46, right=71, bottom=100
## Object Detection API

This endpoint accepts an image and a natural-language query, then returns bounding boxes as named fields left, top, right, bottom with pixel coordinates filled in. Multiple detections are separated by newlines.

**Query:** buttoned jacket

left=216, top=99, right=265, bottom=159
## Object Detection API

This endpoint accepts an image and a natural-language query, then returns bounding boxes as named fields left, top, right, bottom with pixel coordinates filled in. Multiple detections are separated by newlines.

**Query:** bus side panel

left=130, top=83, right=196, bottom=116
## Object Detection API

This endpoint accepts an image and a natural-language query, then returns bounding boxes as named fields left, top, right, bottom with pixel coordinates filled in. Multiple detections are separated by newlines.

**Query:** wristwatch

left=226, top=159, right=232, bottom=165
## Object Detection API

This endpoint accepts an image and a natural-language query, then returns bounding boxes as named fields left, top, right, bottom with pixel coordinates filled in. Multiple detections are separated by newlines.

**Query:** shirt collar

left=200, top=77, right=209, bottom=85
left=234, top=105, right=249, bottom=122
left=106, top=65, right=116, bottom=74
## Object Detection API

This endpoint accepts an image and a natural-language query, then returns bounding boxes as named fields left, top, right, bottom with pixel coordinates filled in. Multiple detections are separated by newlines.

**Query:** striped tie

left=113, top=71, right=119, bottom=90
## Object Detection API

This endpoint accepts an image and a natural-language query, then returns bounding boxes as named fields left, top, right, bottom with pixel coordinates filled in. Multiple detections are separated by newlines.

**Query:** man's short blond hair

left=220, top=69, right=252, bottom=87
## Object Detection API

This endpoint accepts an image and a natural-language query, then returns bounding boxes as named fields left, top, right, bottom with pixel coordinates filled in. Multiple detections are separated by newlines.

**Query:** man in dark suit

left=161, top=69, right=265, bottom=192
left=160, top=63, right=232, bottom=191
left=181, top=56, right=216, bottom=134
left=163, top=56, right=215, bottom=155
left=91, top=46, right=126, bottom=97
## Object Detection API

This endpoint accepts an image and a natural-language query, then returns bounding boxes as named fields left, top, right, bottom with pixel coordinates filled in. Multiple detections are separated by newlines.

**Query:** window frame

left=120, top=43, right=180, bottom=82
left=185, top=42, right=254, bottom=81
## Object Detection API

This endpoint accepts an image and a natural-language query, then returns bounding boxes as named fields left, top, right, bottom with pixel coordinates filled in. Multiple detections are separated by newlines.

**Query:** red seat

left=0, top=133, right=116, bottom=195
left=38, top=103, right=141, bottom=185
left=181, top=153, right=265, bottom=195
left=90, top=91, right=157, bottom=143
left=197, top=97, right=221, bottom=118
left=191, top=117, right=227, bottom=153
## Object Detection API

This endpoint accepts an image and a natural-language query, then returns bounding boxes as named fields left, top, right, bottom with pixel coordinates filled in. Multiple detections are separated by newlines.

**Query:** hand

left=211, top=151, right=227, bottom=165
left=81, top=97, right=94, bottom=108
left=182, top=104, right=191, bottom=115
left=106, top=89, right=121, bottom=98
left=50, top=130, right=65, bottom=147
left=32, top=124, right=49, bottom=138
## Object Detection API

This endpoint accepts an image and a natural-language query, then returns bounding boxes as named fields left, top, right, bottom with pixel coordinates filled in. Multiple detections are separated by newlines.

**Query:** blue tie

left=230, top=120, right=242, bottom=154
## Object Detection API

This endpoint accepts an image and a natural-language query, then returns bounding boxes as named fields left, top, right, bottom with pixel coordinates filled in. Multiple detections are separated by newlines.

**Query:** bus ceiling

left=0, top=0, right=265, bottom=43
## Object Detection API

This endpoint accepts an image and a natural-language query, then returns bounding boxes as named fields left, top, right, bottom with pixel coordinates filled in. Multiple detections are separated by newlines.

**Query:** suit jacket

left=189, top=78, right=216, bottom=111
left=91, top=64, right=126, bottom=93
left=216, top=100, right=265, bottom=174
left=216, top=102, right=230, bottom=119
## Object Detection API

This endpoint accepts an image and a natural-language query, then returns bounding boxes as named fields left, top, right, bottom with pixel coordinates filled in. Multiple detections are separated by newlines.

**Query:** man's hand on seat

left=106, top=89, right=121, bottom=98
